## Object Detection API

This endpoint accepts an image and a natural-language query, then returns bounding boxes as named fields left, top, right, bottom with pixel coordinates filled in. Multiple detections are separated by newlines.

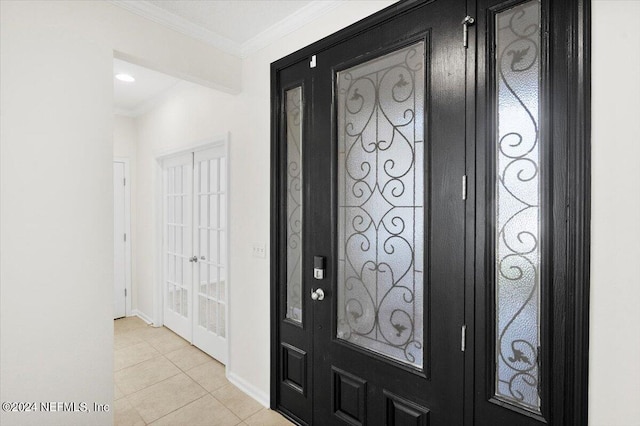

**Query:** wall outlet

left=252, top=242, right=266, bottom=258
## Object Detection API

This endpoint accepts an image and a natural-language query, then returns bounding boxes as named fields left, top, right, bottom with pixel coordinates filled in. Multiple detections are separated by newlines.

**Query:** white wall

left=589, top=2, right=640, bottom=425
left=114, top=115, right=138, bottom=312
left=130, top=1, right=397, bottom=405
left=0, top=1, right=240, bottom=425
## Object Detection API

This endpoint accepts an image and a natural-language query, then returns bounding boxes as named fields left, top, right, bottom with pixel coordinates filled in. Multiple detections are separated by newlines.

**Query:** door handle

left=462, top=15, right=475, bottom=48
left=311, top=288, right=325, bottom=301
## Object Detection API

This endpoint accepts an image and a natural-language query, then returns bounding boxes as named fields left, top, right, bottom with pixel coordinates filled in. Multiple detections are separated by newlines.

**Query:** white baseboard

left=131, top=309, right=154, bottom=325
left=226, top=370, right=269, bottom=408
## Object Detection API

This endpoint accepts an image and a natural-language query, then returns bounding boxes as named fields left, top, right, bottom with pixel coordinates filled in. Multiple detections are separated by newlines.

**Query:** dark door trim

left=270, top=0, right=591, bottom=424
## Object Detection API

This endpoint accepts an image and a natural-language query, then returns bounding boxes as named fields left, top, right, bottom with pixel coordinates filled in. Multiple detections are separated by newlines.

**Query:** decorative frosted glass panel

left=495, top=0, right=541, bottom=412
left=285, top=87, right=303, bottom=323
left=336, top=42, right=425, bottom=368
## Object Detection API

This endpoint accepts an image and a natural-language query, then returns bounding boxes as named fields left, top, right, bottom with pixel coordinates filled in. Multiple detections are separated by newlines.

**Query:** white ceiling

left=110, top=0, right=343, bottom=57
left=114, top=58, right=195, bottom=117
left=112, top=0, right=351, bottom=115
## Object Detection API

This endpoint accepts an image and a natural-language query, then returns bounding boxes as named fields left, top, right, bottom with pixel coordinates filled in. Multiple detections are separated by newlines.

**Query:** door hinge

left=462, top=175, right=467, bottom=200
left=124, top=288, right=127, bottom=297
left=461, top=324, right=466, bottom=352
left=123, top=177, right=126, bottom=186
left=310, top=54, right=317, bottom=68
left=462, top=15, right=475, bottom=48
left=124, top=233, right=127, bottom=242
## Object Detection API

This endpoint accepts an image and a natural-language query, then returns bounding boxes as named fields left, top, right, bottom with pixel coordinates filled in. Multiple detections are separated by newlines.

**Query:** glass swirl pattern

left=494, top=0, right=541, bottom=411
left=285, top=87, right=303, bottom=323
left=336, top=42, right=425, bottom=368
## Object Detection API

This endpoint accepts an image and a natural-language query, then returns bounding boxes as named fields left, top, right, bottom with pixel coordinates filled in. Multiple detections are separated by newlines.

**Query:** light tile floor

left=114, top=317, right=293, bottom=426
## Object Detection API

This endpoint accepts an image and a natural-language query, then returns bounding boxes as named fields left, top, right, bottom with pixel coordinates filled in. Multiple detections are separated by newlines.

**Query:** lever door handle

left=311, top=288, right=325, bottom=301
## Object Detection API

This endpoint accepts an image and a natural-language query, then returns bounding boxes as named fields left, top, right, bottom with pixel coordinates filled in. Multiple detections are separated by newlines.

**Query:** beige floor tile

left=128, top=373, right=207, bottom=424
left=114, top=383, right=125, bottom=401
left=115, top=331, right=145, bottom=351
left=166, top=345, right=212, bottom=371
left=131, top=325, right=176, bottom=342
left=115, top=317, right=149, bottom=334
left=212, top=384, right=263, bottom=420
left=115, top=341, right=162, bottom=371
left=145, top=332, right=190, bottom=354
left=115, top=356, right=181, bottom=395
left=186, top=360, right=229, bottom=393
left=114, top=398, right=145, bottom=426
left=150, top=394, right=241, bottom=426
left=244, top=409, right=294, bottom=426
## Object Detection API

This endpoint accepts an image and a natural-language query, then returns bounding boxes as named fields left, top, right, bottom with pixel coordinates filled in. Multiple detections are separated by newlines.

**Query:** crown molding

left=239, top=1, right=342, bottom=58
left=109, top=0, right=241, bottom=55
left=109, top=0, right=343, bottom=59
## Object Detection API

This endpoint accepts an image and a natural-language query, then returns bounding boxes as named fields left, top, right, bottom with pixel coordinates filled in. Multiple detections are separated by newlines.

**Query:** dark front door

left=273, top=1, right=468, bottom=424
left=273, top=0, right=589, bottom=425
left=311, top=1, right=467, bottom=425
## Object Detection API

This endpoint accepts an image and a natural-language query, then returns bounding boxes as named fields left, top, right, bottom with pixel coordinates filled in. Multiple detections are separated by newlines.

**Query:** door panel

left=311, top=2, right=466, bottom=422
left=163, top=153, right=193, bottom=341
left=193, top=147, right=229, bottom=363
left=274, top=1, right=467, bottom=424
left=114, top=162, right=126, bottom=319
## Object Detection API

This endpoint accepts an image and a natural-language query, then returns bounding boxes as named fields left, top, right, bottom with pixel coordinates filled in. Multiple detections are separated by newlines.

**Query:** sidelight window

left=494, top=0, right=542, bottom=412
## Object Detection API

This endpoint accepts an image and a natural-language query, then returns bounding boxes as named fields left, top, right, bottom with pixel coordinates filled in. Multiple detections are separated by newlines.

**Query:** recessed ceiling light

left=115, top=73, right=135, bottom=83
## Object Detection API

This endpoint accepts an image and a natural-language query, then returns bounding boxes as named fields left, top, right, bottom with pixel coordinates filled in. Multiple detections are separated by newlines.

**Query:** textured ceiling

left=146, top=0, right=314, bottom=44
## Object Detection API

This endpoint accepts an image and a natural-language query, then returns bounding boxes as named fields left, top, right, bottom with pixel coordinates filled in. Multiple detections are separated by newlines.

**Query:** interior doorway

left=159, top=140, right=230, bottom=364
left=113, top=158, right=132, bottom=320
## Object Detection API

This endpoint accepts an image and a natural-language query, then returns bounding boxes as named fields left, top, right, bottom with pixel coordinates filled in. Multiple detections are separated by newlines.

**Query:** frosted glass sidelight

left=285, top=87, right=303, bottom=323
left=494, top=0, right=541, bottom=412
left=336, top=42, right=425, bottom=368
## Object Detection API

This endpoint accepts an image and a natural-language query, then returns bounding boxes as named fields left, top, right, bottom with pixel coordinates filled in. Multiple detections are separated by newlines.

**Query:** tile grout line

left=116, top=320, right=281, bottom=425
left=114, top=353, right=165, bottom=373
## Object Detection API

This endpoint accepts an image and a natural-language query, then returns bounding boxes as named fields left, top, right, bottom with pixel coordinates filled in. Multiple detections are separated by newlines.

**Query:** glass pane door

left=163, top=153, right=193, bottom=340
left=193, top=147, right=228, bottom=363
left=336, top=42, right=426, bottom=369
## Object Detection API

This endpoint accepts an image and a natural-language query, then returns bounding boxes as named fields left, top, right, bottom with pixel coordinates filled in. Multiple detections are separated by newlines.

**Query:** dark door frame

left=270, top=0, right=590, bottom=424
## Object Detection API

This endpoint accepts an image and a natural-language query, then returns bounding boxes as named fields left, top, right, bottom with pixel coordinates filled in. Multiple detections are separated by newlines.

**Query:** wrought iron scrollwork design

left=495, top=1, right=541, bottom=411
left=337, top=42, right=425, bottom=368
left=285, top=87, right=303, bottom=323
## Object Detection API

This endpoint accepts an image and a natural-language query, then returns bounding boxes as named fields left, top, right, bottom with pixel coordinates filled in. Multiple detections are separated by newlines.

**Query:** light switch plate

left=252, top=242, right=266, bottom=258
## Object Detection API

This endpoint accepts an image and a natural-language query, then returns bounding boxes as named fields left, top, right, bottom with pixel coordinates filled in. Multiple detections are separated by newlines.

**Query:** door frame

left=114, top=157, right=132, bottom=318
left=463, top=0, right=591, bottom=424
left=153, top=135, right=231, bottom=349
left=270, top=0, right=590, bottom=424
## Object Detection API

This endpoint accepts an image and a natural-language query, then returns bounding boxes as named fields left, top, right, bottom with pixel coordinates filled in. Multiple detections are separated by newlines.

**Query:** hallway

left=114, top=317, right=292, bottom=426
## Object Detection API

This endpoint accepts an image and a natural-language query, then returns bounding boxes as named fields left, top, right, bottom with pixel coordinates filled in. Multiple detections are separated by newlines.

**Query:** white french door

left=163, top=153, right=193, bottom=340
left=162, top=146, right=228, bottom=363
